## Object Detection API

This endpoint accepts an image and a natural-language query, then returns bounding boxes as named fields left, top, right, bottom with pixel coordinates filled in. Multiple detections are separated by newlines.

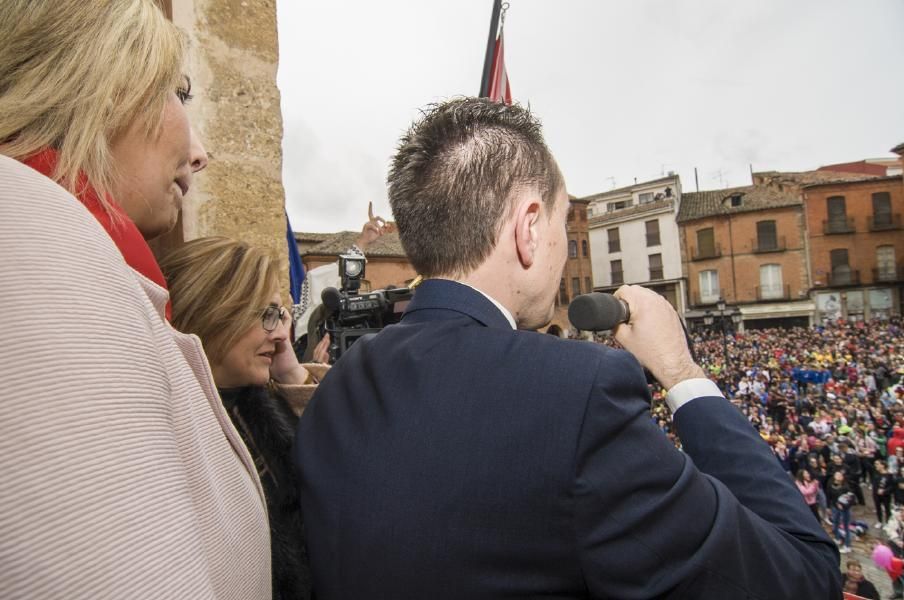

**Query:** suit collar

left=402, top=279, right=515, bottom=330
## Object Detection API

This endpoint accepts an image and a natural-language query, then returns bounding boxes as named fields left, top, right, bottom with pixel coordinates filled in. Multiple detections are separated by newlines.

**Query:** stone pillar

left=159, top=0, right=289, bottom=297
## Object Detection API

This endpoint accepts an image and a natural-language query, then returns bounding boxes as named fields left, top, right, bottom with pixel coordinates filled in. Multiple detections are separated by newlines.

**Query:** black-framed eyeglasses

left=261, top=305, right=289, bottom=333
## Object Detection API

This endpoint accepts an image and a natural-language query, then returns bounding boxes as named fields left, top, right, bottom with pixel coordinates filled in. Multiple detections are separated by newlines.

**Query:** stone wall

left=156, top=0, right=290, bottom=298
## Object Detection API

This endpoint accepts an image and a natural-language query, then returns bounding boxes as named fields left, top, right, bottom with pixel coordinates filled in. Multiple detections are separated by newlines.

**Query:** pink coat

left=0, top=156, right=270, bottom=598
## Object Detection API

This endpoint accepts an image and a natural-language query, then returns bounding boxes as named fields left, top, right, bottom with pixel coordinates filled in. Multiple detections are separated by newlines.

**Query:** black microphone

left=568, top=293, right=630, bottom=331
left=568, top=292, right=698, bottom=365
left=321, top=287, right=342, bottom=314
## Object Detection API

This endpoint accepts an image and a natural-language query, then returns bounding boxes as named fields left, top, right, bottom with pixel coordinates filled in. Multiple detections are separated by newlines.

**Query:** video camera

left=320, top=254, right=414, bottom=363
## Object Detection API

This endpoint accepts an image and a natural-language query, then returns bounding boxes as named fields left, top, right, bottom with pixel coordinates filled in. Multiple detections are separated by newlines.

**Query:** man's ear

left=514, top=197, right=542, bottom=268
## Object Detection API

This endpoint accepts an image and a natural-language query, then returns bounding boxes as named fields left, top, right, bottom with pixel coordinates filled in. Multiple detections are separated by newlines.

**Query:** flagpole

left=479, top=0, right=503, bottom=97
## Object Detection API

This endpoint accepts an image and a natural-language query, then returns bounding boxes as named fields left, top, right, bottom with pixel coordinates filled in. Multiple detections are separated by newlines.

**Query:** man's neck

left=439, top=266, right=519, bottom=329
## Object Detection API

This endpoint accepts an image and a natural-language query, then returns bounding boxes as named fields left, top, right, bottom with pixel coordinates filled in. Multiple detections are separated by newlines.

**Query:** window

left=638, top=192, right=654, bottom=204
left=645, top=219, right=660, bottom=247
left=699, top=270, right=719, bottom=303
left=585, top=277, right=592, bottom=293
left=759, top=264, right=783, bottom=300
left=568, top=239, right=578, bottom=258
left=872, top=192, right=892, bottom=228
left=756, top=220, right=777, bottom=251
left=587, top=206, right=594, bottom=218
left=877, top=245, right=896, bottom=281
left=607, top=200, right=630, bottom=212
left=696, top=228, right=715, bottom=258
left=649, top=254, right=663, bottom=280
left=827, top=196, right=847, bottom=220
left=729, top=194, right=743, bottom=207
left=559, top=279, right=568, bottom=305
left=571, top=277, right=581, bottom=298
left=830, top=248, right=852, bottom=285
left=581, top=239, right=588, bottom=257
left=607, top=228, right=620, bottom=253
left=611, top=260, right=623, bottom=285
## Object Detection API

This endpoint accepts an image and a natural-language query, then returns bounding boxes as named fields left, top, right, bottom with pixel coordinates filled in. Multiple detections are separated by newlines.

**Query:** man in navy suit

left=296, top=98, right=840, bottom=598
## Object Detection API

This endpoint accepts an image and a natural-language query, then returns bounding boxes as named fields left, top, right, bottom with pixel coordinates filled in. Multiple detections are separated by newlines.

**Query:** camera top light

left=344, top=258, right=365, bottom=278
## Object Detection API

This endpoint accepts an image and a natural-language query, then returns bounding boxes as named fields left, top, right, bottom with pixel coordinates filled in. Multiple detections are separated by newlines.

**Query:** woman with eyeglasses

left=161, top=236, right=325, bottom=600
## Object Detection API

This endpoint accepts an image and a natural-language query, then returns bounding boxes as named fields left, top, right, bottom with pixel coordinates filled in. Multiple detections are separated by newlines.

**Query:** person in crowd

left=296, top=97, right=840, bottom=599
left=841, top=560, right=881, bottom=600
left=162, top=237, right=329, bottom=600
left=886, top=505, right=904, bottom=599
left=890, top=446, right=904, bottom=475
left=795, top=469, right=820, bottom=523
left=873, top=459, right=895, bottom=528
left=841, top=441, right=866, bottom=505
left=0, top=1, right=269, bottom=597
left=827, top=470, right=855, bottom=553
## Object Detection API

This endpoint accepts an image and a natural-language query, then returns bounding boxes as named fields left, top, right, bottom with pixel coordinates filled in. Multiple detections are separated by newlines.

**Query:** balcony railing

left=823, top=217, right=855, bottom=235
left=874, top=266, right=904, bottom=282
left=868, top=213, right=902, bottom=231
left=611, top=271, right=624, bottom=285
left=692, top=291, right=721, bottom=306
left=649, top=268, right=664, bottom=281
left=691, top=243, right=722, bottom=261
left=756, top=284, right=791, bottom=302
left=752, top=236, right=786, bottom=253
left=608, top=240, right=621, bottom=253
left=827, top=269, right=860, bottom=286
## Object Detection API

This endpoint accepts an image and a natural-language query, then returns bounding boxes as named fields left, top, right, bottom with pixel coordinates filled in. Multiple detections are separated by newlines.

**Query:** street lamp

left=703, top=301, right=742, bottom=393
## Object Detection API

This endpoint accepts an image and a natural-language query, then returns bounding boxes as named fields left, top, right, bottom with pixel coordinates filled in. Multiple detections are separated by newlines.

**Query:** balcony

left=868, top=213, right=902, bottom=231
left=752, top=236, right=787, bottom=253
left=827, top=269, right=860, bottom=286
left=608, top=240, right=621, bottom=253
left=874, top=266, right=904, bottom=282
left=691, top=243, right=722, bottom=261
left=692, top=291, right=721, bottom=306
left=756, top=284, right=791, bottom=302
left=649, top=268, right=664, bottom=281
left=823, top=217, right=855, bottom=235
left=611, top=270, right=624, bottom=285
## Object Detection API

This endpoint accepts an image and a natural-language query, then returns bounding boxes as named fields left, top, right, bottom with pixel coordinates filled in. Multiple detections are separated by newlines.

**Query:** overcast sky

left=276, top=0, right=904, bottom=233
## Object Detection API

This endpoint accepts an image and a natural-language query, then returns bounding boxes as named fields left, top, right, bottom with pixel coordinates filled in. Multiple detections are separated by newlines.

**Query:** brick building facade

left=678, top=185, right=813, bottom=330
left=803, top=176, right=904, bottom=320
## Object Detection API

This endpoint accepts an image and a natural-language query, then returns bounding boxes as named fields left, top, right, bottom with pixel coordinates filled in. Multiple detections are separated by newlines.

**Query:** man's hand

left=355, top=201, right=393, bottom=251
left=312, top=333, right=331, bottom=365
left=612, top=285, right=706, bottom=390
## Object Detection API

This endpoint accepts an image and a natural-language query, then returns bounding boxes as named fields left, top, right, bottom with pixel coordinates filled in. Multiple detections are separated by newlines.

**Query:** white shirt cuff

left=666, top=378, right=724, bottom=414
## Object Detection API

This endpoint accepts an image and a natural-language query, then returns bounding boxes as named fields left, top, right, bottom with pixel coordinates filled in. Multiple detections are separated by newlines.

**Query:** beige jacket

left=0, top=155, right=270, bottom=599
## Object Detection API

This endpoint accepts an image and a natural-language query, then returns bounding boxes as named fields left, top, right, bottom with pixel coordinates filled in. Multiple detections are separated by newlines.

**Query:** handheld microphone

left=568, top=293, right=631, bottom=331
left=568, top=292, right=698, bottom=365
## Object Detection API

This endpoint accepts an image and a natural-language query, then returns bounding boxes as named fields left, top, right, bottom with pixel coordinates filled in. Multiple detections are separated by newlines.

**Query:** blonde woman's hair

left=0, top=0, right=186, bottom=207
left=160, top=237, right=282, bottom=364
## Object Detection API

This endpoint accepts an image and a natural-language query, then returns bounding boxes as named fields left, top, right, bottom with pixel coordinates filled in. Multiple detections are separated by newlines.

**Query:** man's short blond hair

left=0, top=0, right=186, bottom=207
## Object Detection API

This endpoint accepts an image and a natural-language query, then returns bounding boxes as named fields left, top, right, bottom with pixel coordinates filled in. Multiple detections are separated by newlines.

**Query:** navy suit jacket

left=296, top=280, right=840, bottom=599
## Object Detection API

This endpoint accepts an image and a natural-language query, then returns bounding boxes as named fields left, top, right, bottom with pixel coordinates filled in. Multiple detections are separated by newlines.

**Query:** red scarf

left=22, top=149, right=172, bottom=319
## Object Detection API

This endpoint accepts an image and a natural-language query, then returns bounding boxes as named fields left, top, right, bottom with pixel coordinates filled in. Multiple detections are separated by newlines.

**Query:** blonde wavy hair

left=0, top=0, right=186, bottom=206
left=160, top=237, right=283, bottom=364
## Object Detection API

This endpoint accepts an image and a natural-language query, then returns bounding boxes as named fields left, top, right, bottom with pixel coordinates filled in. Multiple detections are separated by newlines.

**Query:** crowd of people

left=621, top=317, right=902, bottom=597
